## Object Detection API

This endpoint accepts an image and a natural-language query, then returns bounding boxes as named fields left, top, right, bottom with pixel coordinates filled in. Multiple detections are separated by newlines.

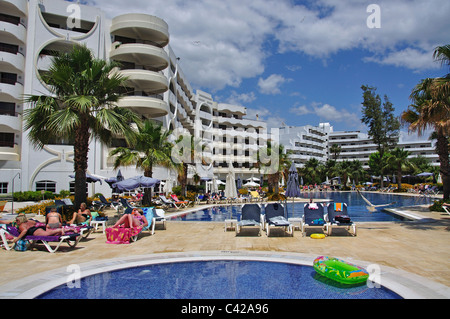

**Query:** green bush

left=13, top=191, right=56, bottom=202
left=429, top=199, right=450, bottom=212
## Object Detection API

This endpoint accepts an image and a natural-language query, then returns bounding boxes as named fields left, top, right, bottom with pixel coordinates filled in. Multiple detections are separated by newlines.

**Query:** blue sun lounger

left=236, top=204, right=263, bottom=236
left=301, top=203, right=329, bottom=237
left=264, top=203, right=293, bottom=237
left=326, top=203, right=357, bottom=236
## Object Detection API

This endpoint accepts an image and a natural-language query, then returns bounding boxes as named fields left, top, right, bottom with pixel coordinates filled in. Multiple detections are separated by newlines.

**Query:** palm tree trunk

left=143, top=166, right=153, bottom=206
left=436, top=133, right=449, bottom=200
left=73, top=121, right=90, bottom=209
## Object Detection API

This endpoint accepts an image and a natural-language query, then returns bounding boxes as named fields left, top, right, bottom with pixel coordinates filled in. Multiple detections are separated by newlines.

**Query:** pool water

left=171, top=192, right=433, bottom=222
left=36, top=260, right=402, bottom=299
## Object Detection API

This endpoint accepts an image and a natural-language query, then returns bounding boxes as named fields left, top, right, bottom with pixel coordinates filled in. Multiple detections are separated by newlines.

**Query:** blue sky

left=83, top=0, right=448, bottom=136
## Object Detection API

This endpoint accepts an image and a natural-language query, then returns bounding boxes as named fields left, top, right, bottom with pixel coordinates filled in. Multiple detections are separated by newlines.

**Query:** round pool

left=36, top=260, right=402, bottom=299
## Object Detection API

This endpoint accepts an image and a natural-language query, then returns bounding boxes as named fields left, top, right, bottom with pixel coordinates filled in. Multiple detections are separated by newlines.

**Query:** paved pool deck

left=0, top=196, right=449, bottom=299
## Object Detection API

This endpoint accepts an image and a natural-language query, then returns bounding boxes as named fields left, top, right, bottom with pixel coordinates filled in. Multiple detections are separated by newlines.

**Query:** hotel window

left=69, top=182, right=88, bottom=195
left=0, top=182, right=8, bottom=194
left=36, top=180, right=56, bottom=193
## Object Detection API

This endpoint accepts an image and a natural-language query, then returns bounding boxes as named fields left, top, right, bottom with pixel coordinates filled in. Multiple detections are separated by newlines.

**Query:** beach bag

left=335, top=215, right=351, bottom=224
left=310, top=218, right=324, bottom=225
left=14, top=239, right=30, bottom=251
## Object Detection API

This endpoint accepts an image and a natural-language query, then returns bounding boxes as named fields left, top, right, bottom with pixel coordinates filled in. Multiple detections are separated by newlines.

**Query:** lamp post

left=11, top=172, right=20, bottom=214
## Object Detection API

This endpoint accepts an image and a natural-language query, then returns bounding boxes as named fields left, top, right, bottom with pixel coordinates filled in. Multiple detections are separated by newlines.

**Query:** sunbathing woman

left=113, top=208, right=148, bottom=229
left=13, top=214, right=63, bottom=244
left=46, top=207, right=63, bottom=230
left=69, top=202, right=92, bottom=225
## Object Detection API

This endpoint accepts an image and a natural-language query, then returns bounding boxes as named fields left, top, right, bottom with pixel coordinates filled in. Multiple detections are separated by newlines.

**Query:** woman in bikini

left=69, top=202, right=92, bottom=225
left=46, top=207, right=63, bottom=230
left=113, top=208, right=148, bottom=229
left=13, top=214, right=63, bottom=244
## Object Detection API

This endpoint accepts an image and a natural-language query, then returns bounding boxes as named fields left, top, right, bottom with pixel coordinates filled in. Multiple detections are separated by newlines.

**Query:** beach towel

left=309, top=203, right=319, bottom=210
left=105, top=225, right=143, bottom=244
left=334, top=203, right=342, bottom=212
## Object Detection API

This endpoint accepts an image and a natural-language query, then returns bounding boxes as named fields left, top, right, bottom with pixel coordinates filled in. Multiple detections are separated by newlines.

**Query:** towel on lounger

left=105, top=225, right=143, bottom=244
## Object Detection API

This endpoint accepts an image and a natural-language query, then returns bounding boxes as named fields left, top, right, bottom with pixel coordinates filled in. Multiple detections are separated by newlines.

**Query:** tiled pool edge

left=1, top=250, right=448, bottom=299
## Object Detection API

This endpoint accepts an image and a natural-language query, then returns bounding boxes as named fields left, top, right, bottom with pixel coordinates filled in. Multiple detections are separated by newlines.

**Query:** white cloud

left=313, top=103, right=359, bottom=123
left=289, top=105, right=312, bottom=116
left=225, top=91, right=256, bottom=105
left=258, top=74, right=290, bottom=94
left=289, top=102, right=358, bottom=124
left=87, top=0, right=450, bottom=91
left=363, top=48, right=440, bottom=71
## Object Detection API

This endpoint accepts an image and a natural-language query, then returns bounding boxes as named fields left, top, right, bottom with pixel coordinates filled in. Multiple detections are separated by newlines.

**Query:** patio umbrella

left=112, top=176, right=160, bottom=191
left=416, top=172, right=434, bottom=177
left=163, top=177, right=173, bottom=195
left=243, top=181, right=260, bottom=188
left=69, top=173, right=103, bottom=184
left=285, top=163, right=301, bottom=218
left=105, top=170, right=124, bottom=193
left=211, top=176, right=219, bottom=193
left=225, top=164, right=237, bottom=199
left=237, top=176, right=242, bottom=190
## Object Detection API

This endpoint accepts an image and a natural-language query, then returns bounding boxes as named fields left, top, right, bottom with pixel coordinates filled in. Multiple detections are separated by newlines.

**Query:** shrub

left=429, top=199, right=450, bottom=212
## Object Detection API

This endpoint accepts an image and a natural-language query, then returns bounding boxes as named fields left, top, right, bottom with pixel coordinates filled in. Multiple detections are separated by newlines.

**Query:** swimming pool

left=170, top=192, right=433, bottom=222
left=36, top=260, right=402, bottom=299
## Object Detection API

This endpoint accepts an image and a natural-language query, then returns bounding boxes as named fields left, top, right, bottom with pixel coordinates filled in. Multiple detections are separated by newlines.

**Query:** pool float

left=313, top=256, right=369, bottom=285
left=310, top=233, right=325, bottom=239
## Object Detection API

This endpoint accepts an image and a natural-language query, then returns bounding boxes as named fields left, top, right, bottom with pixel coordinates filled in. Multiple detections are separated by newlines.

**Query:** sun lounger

left=170, top=194, right=191, bottom=207
left=326, top=203, right=357, bottom=236
left=90, top=211, right=108, bottom=234
left=159, top=195, right=185, bottom=209
left=264, top=203, right=293, bottom=237
left=154, top=208, right=167, bottom=229
left=442, top=205, right=450, bottom=215
left=0, top=224, right=81, bottom=253
left=236, top=204, right=263, bottom=236
left=301, top=203, right=329, bottom=237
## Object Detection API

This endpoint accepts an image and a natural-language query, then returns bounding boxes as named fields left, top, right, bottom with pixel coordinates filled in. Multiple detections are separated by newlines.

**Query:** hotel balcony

left=110, top=43, right=169, bottom=71
left=0, top=50, right=25, bottom=73
left=120, top=69, right=168, bottom=94
left=117, top=95, right=169, bottom=118
left=0, top=21, right=27, bottom=44
left=0, top=81, right=23, bottom=101
left=0, top=144, right=20, bottom=161
left=0, top=112, right=21, bottom=131
left=1, top=0, right=27, bottom=17
left=110, top=14, right=169, bottom=48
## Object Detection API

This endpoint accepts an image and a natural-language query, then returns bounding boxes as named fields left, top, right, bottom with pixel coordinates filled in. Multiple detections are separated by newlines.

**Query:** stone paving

left=1, top=199, right=449, bottom=298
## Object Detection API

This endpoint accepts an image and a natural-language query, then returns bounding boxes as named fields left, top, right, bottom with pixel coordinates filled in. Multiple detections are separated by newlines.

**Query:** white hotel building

left=280, top=123, right=439, bottom=169
left=0, top=0, right=267, bottom=196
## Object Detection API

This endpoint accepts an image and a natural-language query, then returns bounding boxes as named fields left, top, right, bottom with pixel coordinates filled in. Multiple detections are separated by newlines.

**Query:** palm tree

left=329, top=144, right=342, bottom=161
left=254, top=142, right=290, bottom=194
left=109, top=120, right=175, bottom=205
left=401, top=44, right=449, bottom=200
left=304, top=158, right=321, bottom=185
left=335, top=160, right=353, bottom=188
left=387, top=147, right=414, bottom=190
left=350, top=160, right=367, bottom=185
left=24, top=45, right=140, bottom=209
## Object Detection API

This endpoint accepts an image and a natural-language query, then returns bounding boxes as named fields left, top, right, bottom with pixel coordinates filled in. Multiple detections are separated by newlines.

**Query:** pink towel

left=106, top=225, right=143, bottom=244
